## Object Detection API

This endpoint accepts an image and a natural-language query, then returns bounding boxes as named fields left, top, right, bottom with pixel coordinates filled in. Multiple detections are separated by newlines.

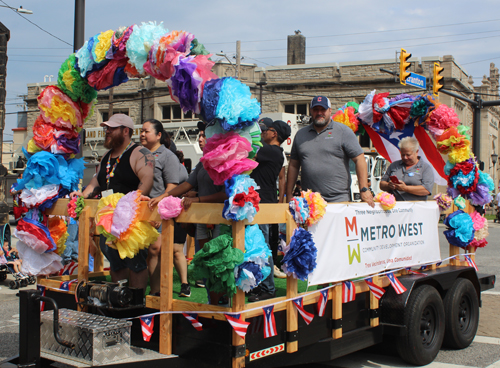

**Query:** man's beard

left=104, top=134, right=125, bottom=149
left=312, top=117, right=329, bottom=127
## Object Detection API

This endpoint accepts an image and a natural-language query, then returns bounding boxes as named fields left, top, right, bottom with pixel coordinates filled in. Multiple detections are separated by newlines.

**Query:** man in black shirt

left=249, top=118, right=291, bottom=301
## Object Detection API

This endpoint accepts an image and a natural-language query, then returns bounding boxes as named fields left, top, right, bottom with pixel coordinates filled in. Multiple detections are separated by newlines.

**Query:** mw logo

left=345, top=216, right=361, bottom=265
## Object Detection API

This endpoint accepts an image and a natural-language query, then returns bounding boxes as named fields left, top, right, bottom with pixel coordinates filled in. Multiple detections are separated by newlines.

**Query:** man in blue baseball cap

left=286, top=95, right=374, bottom=207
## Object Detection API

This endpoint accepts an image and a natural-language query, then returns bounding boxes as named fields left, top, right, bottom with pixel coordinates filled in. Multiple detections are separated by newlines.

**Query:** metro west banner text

left=308, top=202, right=441, bottom=286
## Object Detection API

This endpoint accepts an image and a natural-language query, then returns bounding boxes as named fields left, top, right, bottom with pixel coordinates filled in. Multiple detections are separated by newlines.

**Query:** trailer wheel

left=9, top=280, right=18, bottom=289
left=443, top=278, right=479, bottom=349
left=397, top=285, right=445, bottom=366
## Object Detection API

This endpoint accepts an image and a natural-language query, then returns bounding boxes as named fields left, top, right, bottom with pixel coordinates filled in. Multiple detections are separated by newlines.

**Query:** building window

left=162, top=104, right=195, bottom=122
left=101, top=109, right=129, bottom=124
left=283, top=102, right=309, bottom=115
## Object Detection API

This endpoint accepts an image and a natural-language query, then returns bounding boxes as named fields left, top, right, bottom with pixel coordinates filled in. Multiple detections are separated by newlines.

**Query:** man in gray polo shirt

left=286, top=96, right=374, bottom=206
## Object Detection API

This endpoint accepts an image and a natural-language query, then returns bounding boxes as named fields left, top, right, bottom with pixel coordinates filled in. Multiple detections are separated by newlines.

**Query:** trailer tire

left=443, top=278, right=479, bottom=349
left=397, top=285, right=445, bottom=366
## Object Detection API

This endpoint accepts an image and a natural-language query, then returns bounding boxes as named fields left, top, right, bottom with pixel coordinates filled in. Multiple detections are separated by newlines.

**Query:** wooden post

left=369, top=276, right=380, bottom=327
left=93, top=235, right=104, bottom=272
left=159, top=219, right=174, bottom=355
left=332, top=284, right=342, bottom=339
left=77, top=206, right=90, bottom=312
left=449, top=244, right=460, bottom=266
left=232, top=220, right=246, bottom=368
left=186, top=235, right=195, bottom=262
left=285, top=211, right=298, bottom=353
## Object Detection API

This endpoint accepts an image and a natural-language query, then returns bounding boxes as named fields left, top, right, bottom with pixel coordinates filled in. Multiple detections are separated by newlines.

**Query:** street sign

left=405, top=72, right=426, bottom=89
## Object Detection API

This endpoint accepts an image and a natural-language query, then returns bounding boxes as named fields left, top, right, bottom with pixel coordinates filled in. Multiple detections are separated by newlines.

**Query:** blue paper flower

left=281, top=228, right=317, bottom=281
left=443, top=210, right=475, bottom=248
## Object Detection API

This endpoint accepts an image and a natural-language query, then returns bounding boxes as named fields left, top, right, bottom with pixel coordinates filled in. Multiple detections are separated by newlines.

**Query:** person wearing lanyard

left=380, top=137, right=433, bottom=201
left=71, top=114, right=154, bottom=291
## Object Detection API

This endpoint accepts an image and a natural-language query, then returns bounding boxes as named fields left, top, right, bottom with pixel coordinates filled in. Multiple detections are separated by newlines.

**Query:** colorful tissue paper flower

left=38, top=85, right=84, bottom=132
left=443, top=210, right=475, bottom=248
left=57, top=54, right=98, bottom=104
left=375, top=192, right=396, bottom=210
left=205, top=120, right=262, bottom=159
left=189, top=234, right=244, bottom=297
left=97, top=192, right=158, bottom=259
left=289, top=197, right=310, bottom=224
left=190, top=38, right=210, bottom=56
left=454, top=195, right=466, bottom=209
left=410, top=94, right=439, bottom=125
left=436, top=126, right=470, bottom=154
left=20, top=184, right=60, bottom=209
left=16, top=218, right=57, bottom=253
left=434, top=193, right=452, bottom=211
left=478, top=170, right=495, bottom=191
left=281, top=227, right=317, bottom=281
left=223, top=174, right=260, bottom=222
left=17, top=241, right=63, bottom=276
left=332, top=106, right=359, bottom=133
left=235, top=225, right=271, bottom=292
left=158, top=196, right=183, bottom=220
left=426, top=104, right=461, bottom=138
left=87, top=58, right=129, bottom=91
left=91, top=29, right=114, bottom=63
left=358, top=90, right=375, bottom=125
left=68, top=196, right=84, bottom=220
left=215, top=78, right=261, bottom=131
left=470, top=211, right=486, bottom=230
left=48, top=216, right=68, bottom=256
left=110, top=25, right=134, bottom=60
left=167, top=55, right=203, bottom=114
left=469, top=212, right=488, bottom=248
left=201, top=78, right=224, bottom=124
left=126, top=21, right=168, bottom=76
left=201, top=132, right=258, bottom=185
left=468, top=183, right=492, bottom=207
left=301, top=190, right=327, bottom=227
left=14, top=150, right=84, bottom=192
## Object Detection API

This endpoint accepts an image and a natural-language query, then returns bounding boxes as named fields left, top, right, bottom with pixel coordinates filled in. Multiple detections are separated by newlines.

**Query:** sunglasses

left=103, top=125, right=124, bottom=133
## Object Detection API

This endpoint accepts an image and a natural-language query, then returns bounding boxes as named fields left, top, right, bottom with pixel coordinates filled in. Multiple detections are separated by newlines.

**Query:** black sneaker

left=195, top=279, right=205, bottom=288
left=179, top=283, right=191, bottom=297
left=248, top=291, right=275, bottom=302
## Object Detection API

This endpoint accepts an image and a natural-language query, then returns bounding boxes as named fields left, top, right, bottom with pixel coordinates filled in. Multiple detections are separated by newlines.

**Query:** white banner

left=308, top=201, right=441, bottom=286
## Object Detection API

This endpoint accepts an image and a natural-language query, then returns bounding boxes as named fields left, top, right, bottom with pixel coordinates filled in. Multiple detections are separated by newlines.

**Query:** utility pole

left=73, top=0, right=85, bottom=52
left=236, top=40, right=241, bottom=80
left=108, top=87, right=114, bottom=118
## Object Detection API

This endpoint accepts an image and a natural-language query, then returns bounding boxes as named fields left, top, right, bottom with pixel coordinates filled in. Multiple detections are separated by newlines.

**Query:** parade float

left=2, top=22, right=495, bottom=368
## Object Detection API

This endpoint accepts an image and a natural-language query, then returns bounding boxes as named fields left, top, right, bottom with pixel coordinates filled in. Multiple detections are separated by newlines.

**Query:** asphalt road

left=1, top=222, right=499, bottom=367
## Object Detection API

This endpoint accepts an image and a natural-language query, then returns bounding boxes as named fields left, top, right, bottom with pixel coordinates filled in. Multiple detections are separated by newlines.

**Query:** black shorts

left=99, top=235, right=148, bottom=273
left=158, top=221, right=187, bottom=244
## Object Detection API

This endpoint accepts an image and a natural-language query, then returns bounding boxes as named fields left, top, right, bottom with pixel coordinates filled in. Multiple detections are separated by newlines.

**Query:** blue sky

left=2, top=0, right=500, bottom=140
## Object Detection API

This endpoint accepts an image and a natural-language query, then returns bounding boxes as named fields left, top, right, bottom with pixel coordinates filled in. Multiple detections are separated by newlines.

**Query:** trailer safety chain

left=38, top=253, right=475, bottom=322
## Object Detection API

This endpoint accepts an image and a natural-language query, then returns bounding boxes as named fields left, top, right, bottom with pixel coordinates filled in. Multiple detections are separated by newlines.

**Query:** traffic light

left=399, top=48, right=412, bottom=85
left=433, top=62, right=444, bottom=96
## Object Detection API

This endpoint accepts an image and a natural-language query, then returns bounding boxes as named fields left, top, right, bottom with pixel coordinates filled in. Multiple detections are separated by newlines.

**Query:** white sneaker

left=274, top=265, right=286, bottom=279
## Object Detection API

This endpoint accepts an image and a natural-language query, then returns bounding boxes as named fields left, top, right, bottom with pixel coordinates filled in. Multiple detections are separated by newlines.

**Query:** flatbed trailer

left=2, top=199, right=495, bottom=368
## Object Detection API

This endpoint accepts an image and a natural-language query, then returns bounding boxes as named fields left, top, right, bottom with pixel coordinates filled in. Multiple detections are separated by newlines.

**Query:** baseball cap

left=310, top=95, right=331, bottom=110
left=100, top=113, right=134, bottom=130
left=259, top=117, right=291, bottom=142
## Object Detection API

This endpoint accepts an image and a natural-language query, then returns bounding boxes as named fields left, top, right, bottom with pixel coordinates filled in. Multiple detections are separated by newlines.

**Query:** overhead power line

left=203, top=18, right=500, bottom=45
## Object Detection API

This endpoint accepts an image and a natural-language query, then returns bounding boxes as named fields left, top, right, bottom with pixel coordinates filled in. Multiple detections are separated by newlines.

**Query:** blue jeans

left=63, top=221, right=79, bottom=263
left=258, top=224, right=275, bottom=295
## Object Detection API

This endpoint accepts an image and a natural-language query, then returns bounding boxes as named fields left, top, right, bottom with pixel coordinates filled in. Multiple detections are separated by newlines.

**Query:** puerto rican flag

left=342, top=281, right=356, bottom=303
left=292, top=297, right=314, bottom=325
left=262, top=306, right=277, bottom=338
left=386, top=272, right=407, bottom=294
left=59, top=261, right=78, bottom=276
left=140, top=316, right=154, bottom=342
left=365, top=278, right=385, bottom=300
left=420, top=265, right=428, bottom=270
left=182, top=313, right=203, bottom=331
left=225, top=314, right=250, bottom=338
left=317, top=289, right=329, bottom=317
left=37, top=285, right=46, bottom=311
left=464, top=255, right=478, bottom=272
left=364, top=123, right=447, bottom=185
left=59, top=279, right=78, bottom=291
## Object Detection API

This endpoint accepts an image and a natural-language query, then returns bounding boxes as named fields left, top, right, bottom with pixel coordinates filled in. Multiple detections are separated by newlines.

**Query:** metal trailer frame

left=2, top=199, right=495, bottom=368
